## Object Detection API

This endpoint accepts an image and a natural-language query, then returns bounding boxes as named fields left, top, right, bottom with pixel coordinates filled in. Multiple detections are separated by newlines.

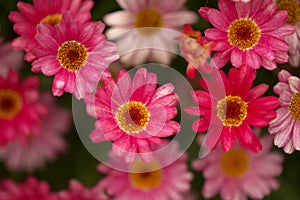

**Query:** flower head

left=276, top=0, right=300, bottom=67
left=0, top=92, right=71, bottom=172
left=97, top=141, right=192, bottom=200
left=9, top=0, right=94, bottom=61
left=0, top=38, right=23, bottom=77
left=268, top=70, right=300, bottom=153
left=0, top=176, right=56, bottom=200
left=199, top=0, right=295, bottom=70
left=0, top=68, right=47, bottom=146
left=104, top=0, right=197, bottom=66
left=31, top=13, right=119, bottom=99
left=178, top=24, right=216, bottom=78
left=193, top=132, right=283, bottom=200
left=84, top=68, right=180, bottom=162
left=57, top=179, right=109, bottom=200
left=185, top=66, right=278, bottom=153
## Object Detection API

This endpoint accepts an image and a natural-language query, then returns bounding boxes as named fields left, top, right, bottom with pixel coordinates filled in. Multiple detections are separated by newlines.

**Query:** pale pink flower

left=98, top=141, right=193, bottom=200
left=104, top=0, right=197, bottom=66
left=84, top=68, right=180, bottom=162
left=185, top=66, right=278, bottom=153
left=268, top=70, right=300, bottom=153
left=276, top=0, right=300, bottom=67
left=31, top=13, right=119, bottom=99
left=0, top=38, right=23, bottom=77
left=57, top=179, right=110, bottom=200
left=0, top=68, right=47, bottom=146
left=0, top=92, right=71, bottom=172
left=9, top=0, right=94, bottom=62
left=0, top=176, right=56, bottom=200
left=193, top=133, right=283, bottom=200
left=178, top=24, right=216, bottom=78
left=199, top=0, right=295, bottom=70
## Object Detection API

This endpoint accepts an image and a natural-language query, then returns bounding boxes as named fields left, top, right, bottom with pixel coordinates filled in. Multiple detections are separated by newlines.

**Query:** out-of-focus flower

left=178, top=24, right=215, bottom=78
left=103, top=0, right=197, bottom=66
left=231, top=0, right=251, bottom=2
left=0, top=38, right=23, bottom=77
left=199, top=0, right=295, bottom=70
left=276, top=0, right=300, bottom=67
left=268, top=70, right=300, bottom=153
left=8, top=0, right=94, bottom=62
left=0, top=92, right=71, bottom=172
left=31, top=13, right=119, bottom=99
left=98, top=141, right=192, bottom=200
left=0, top=176, right=56, bottom=200
left=57, top=179, right=110, bottom=200
left=84, top=68, right=180, bottom=162
left=185, top=66, right=278, bottom=153
left=0, top=68, right=47, bottom=146
left=193, top=132, right=283, bottom=200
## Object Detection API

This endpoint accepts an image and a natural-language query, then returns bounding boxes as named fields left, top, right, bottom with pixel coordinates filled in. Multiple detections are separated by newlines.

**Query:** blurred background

left=0, top=0, right=300, bottom=199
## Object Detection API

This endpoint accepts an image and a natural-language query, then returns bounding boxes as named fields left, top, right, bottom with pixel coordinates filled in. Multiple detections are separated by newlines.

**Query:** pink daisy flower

left=193, top=133, right=283, bottom=200
left=31, top=13, right=119, bottom=99
left=9, top=0, right=94, bottom=62
left=97, top=141, right=193, bottom=200
left=185, top=66, right=278, bottom=153
left=178, top=24, right=216, bottom=78
left=276, top=0, right=300, bottom=67
left=0, top=38, right=23, bottom=77
left=0, top=68, right=47, bottom=146
left=199, top=0, right=295, bottom=70
left=103, top=0, right=197, bottom=66
left=268, top=70, right=300, bottom=153
left=84, top=68, right=180, bottom=162
left=57, top=179, right=110, bottom=200
left=232, top=0, right=251, bottom=2
left=0, top=92, right=71, bottom=172
left=0, top=176, right=56, bottom=200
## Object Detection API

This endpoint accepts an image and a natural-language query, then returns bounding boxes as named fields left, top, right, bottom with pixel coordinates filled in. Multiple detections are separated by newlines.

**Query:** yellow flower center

left=217, top=96, right=248, bottom=127
left=0, top=89, right=22, bottom=120
left=116, top=101, right=150, bottom=134
left=277, top=0, right=300, bottom=25
left=135, top=8, right=162, bottom=35
left=228, top=18, right=261, bottom=50
left=40, top=14, right=62, bottom=25
left=289, top=92, right=300, bottom=120
left=129, top=160, right=162, bottom=190
left=221, top=148, right=249, bottom=178
left=57, top=40, right=88, bottom=72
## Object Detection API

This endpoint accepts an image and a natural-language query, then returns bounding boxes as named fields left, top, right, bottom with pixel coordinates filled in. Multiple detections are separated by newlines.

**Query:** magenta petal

left=205, top=29, right=227, bottom=41
left=273, top=118, right=293, bottom=148
left=244, top=84, right=268, bottom=101
left=198, top=7, right=210, bottom=21
left=211, top=52, right=230, bottom=69
left=207, top=9, right=230, bottom=32
left=235, top=1, right=251, bottom=18
left=260, top=35, right=289, bottom=52
left=204, top=126, right=222, bottom=150
left=245, top=50, right=261, bottom=69
left=221, top=127, right=235, bottom=152
left=293, top=121, right=300, bottom=150
left=230, top=48, right=243, bottom=68
left=260, top=10, right=288, bottom=32
left=278, top=91, right=292, bottom=106
left=278, top=70, right=291, bottom=82
left=218, top=0, right=237, bottom=21
left=235, top=123, right=262, bottom=152
left=191, top=90, right=211, bottom=108
left=52, top=69, right=67, bottom=96
left=192, top=117, right=209, bottom=133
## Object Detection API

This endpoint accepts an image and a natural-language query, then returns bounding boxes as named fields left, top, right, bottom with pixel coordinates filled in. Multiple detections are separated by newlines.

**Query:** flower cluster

left=0, top=0, right=300, bottom=199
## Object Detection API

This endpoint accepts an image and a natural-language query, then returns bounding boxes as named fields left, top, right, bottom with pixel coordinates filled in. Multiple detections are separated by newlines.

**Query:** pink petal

left=211, top=52, right=230, bottom=69
left=235, top=1, right=251, bottom=18
left=288, top=76, right=300, bottom=93
left=293, top=121, right=300, bottom=150
left=235, top=123, right=262, bottom=152
left=221, top=127, right=235, bottom=152
left=273, top=82, right=290, bottom=96
left=231, top=48, right=243, bottom=68
left=207, top=9, right=230, bottom=32
left=245, top=50, right=261, bottom=69
left=204, top=125, right=223, bottom=150
left=205, top=29, right=228, bottom=41
left=244, top=84, right=268, bottom=102
left=260, top=10, right=288, bottom=32
left=191, top=90, right=211, bottom=108
left=192, top=117, right=210, bottom=133
left=218, top=0, right=237, bottom=22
